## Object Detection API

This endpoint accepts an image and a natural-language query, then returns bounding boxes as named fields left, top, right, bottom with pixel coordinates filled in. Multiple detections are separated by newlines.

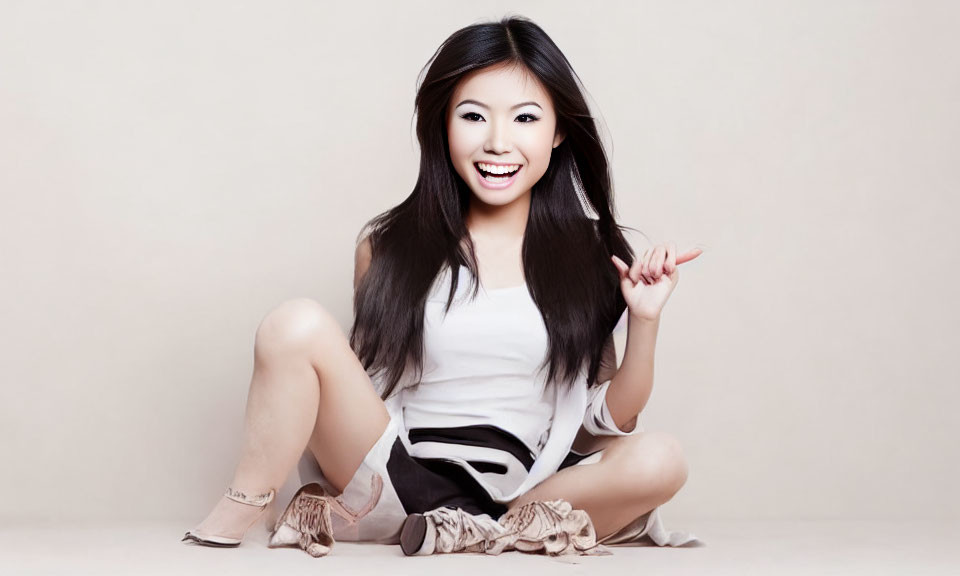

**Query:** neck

left=465, top=189, right=531, bottom=243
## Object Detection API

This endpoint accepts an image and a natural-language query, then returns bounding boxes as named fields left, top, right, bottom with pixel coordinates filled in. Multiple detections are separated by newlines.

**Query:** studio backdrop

left=0, top=0, right=956, bottom=524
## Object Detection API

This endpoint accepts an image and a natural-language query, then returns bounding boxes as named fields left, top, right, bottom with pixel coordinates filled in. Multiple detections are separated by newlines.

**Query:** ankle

left=225, top=486, right=276, bottom=507
left=194, top=495, right=269, bottom=538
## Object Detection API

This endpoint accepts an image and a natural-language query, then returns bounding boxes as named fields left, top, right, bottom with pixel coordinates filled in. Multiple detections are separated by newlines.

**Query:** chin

left=473, top=189, right=525, bottom=207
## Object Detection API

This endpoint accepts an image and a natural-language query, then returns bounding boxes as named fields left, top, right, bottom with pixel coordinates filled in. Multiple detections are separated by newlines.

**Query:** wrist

left=629, top=311, right=661, bottom=325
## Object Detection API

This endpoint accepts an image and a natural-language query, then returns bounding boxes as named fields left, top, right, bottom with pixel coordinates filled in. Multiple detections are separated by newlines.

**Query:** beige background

left=0, top=0, right=956, bottom=525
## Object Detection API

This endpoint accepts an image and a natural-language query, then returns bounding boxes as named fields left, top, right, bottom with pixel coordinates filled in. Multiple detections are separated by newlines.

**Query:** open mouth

left=474, top=162, right=521, bottom=183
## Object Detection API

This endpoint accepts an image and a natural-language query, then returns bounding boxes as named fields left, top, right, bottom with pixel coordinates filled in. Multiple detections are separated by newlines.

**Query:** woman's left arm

left=604, top=315, right=660, bottom=431
left=605, top=242, right=703, bottom=430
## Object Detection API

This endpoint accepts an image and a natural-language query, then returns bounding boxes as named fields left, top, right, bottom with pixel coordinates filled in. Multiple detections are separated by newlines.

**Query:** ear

left=553, top=127, right=566, bottom=149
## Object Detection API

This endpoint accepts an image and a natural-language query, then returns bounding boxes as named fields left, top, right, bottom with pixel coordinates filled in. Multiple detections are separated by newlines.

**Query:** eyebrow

left=455, top=99, right=543, bottom=111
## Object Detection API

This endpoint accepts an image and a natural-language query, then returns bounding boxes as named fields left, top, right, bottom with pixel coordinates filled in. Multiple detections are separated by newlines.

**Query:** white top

left=376, top=265, right=637, bottom=504
left=401, top=264, right=555, bottom=457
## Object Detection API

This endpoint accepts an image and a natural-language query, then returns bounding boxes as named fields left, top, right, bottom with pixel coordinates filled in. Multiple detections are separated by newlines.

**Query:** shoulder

left=354, top=229, right=374, bottom=292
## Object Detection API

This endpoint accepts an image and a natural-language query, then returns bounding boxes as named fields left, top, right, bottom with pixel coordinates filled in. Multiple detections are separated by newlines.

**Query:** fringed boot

left=497, top=499, right=611, bottom=556
left=267, top=476, right=383, bottom=557
left=400, top=506, right=511, bottom=556
left=400, top=499, right=611, bottom=557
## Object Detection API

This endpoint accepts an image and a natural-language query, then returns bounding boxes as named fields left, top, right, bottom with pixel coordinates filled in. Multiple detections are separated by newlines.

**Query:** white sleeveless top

left=371, top=264, right=636, bottom=504
left=401, top=264, right=554, bottom=457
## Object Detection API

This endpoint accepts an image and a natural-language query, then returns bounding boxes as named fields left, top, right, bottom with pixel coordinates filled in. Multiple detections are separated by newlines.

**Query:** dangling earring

left=571, top=160, right=600, bottom=221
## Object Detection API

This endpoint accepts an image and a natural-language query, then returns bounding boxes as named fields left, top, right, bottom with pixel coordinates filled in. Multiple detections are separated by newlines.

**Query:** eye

left=459, top=112, right=540, bottom=123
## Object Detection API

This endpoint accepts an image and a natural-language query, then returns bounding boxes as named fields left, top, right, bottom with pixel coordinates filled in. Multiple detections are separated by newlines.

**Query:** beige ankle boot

left=400, top=506, right=510, bottom=556
left=267, top=477, right=384, bottom=557
left=498, top=499, right=611, bottom=556
left=400, top=499, right=611, bottom=557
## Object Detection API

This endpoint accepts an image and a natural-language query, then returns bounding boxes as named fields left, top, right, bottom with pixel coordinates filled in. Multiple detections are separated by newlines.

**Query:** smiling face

left=446, top=62, right=564, bottom=210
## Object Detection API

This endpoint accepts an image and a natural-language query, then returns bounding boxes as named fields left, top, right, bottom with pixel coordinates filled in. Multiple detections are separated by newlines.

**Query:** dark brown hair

left=350, top=15, right=637, bottom=400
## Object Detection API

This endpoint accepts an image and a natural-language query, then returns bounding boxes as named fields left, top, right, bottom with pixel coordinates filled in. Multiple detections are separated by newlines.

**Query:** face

left=446, top=62, right=565, bottom=209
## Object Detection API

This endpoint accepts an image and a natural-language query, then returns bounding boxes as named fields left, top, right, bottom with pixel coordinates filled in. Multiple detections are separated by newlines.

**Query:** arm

left=603, top=241, right=701, bottom=432
left=604, top=314, right=659, bottom=432
left=581, top=327, right=640, bottom=436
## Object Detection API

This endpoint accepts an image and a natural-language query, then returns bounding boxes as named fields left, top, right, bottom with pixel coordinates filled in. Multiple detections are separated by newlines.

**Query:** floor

left=1, top=519, right=957, bottom=575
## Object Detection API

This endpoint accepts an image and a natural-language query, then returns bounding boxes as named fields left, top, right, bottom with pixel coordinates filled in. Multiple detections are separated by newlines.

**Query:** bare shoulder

left=354, top=230, right=374, bottom=292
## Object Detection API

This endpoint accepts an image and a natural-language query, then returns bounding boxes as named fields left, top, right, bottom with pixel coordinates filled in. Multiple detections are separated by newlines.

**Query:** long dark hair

left=350, top=15, right=637, bottom=400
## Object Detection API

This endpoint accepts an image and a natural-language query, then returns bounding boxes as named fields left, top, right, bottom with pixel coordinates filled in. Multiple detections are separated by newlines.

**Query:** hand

left=611, top=243, right=702, bottom=322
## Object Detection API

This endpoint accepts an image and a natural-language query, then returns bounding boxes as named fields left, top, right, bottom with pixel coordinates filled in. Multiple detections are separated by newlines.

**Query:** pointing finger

left=676, top=248, right=703, bottom=265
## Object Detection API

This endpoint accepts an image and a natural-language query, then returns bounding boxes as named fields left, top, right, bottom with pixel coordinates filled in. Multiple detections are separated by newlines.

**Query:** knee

left=620, top=432, right=689, bottom=500
left=254, top=298, right=341, bottom=360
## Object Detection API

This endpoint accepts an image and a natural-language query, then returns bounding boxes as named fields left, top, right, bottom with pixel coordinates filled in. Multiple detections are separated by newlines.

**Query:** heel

left=400, top=513, right=429, bottom=556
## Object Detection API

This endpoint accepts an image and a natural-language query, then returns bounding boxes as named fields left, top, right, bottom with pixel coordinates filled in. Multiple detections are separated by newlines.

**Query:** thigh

left=310, top=327, right=391, bottom=491
left=507, top=430, right=685, bottom=510
left=505, top=438, right=617, bottom=511
left=258, top=297, right=391, bottom=492
left=570, top=424, right=619, bottom=455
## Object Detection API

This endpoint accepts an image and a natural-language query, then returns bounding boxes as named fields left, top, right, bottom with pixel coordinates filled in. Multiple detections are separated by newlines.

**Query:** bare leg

left=505, top=431, right=689, bottom=540
left=189, top=298, right=390, bottom=540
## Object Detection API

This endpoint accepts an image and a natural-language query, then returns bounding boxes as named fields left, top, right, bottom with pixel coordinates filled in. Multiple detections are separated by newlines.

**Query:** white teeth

left=477, top=162, right=520, bottom=174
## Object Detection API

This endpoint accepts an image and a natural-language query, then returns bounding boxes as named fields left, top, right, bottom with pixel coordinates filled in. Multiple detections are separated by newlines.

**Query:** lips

left=472, top=162, right=523, bottom=190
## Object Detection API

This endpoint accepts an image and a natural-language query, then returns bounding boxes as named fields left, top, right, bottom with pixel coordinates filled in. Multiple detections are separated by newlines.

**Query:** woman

left=182, top=14, right=703, bottom=555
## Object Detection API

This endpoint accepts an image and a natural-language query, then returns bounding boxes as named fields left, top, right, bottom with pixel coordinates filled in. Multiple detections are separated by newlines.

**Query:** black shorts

left=386, top=423, right=602, bottom=521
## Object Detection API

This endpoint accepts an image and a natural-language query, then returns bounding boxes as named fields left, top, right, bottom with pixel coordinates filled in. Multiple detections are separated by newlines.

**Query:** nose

left=483, top=118, right=512, bottom=154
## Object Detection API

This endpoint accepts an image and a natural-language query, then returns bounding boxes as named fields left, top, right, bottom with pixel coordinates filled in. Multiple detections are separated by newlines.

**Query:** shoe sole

left=399, top=513, right=427, bottom=556
left=181, top=532, right=241, bottom=548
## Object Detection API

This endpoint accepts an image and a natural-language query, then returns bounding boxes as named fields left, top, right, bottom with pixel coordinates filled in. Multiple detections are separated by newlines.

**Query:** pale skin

left=188, top=62, right=701, bottom=542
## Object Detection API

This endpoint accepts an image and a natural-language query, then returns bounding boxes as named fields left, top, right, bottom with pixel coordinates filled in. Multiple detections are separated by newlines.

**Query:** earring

left=570, top=161, right=600, bottom=221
